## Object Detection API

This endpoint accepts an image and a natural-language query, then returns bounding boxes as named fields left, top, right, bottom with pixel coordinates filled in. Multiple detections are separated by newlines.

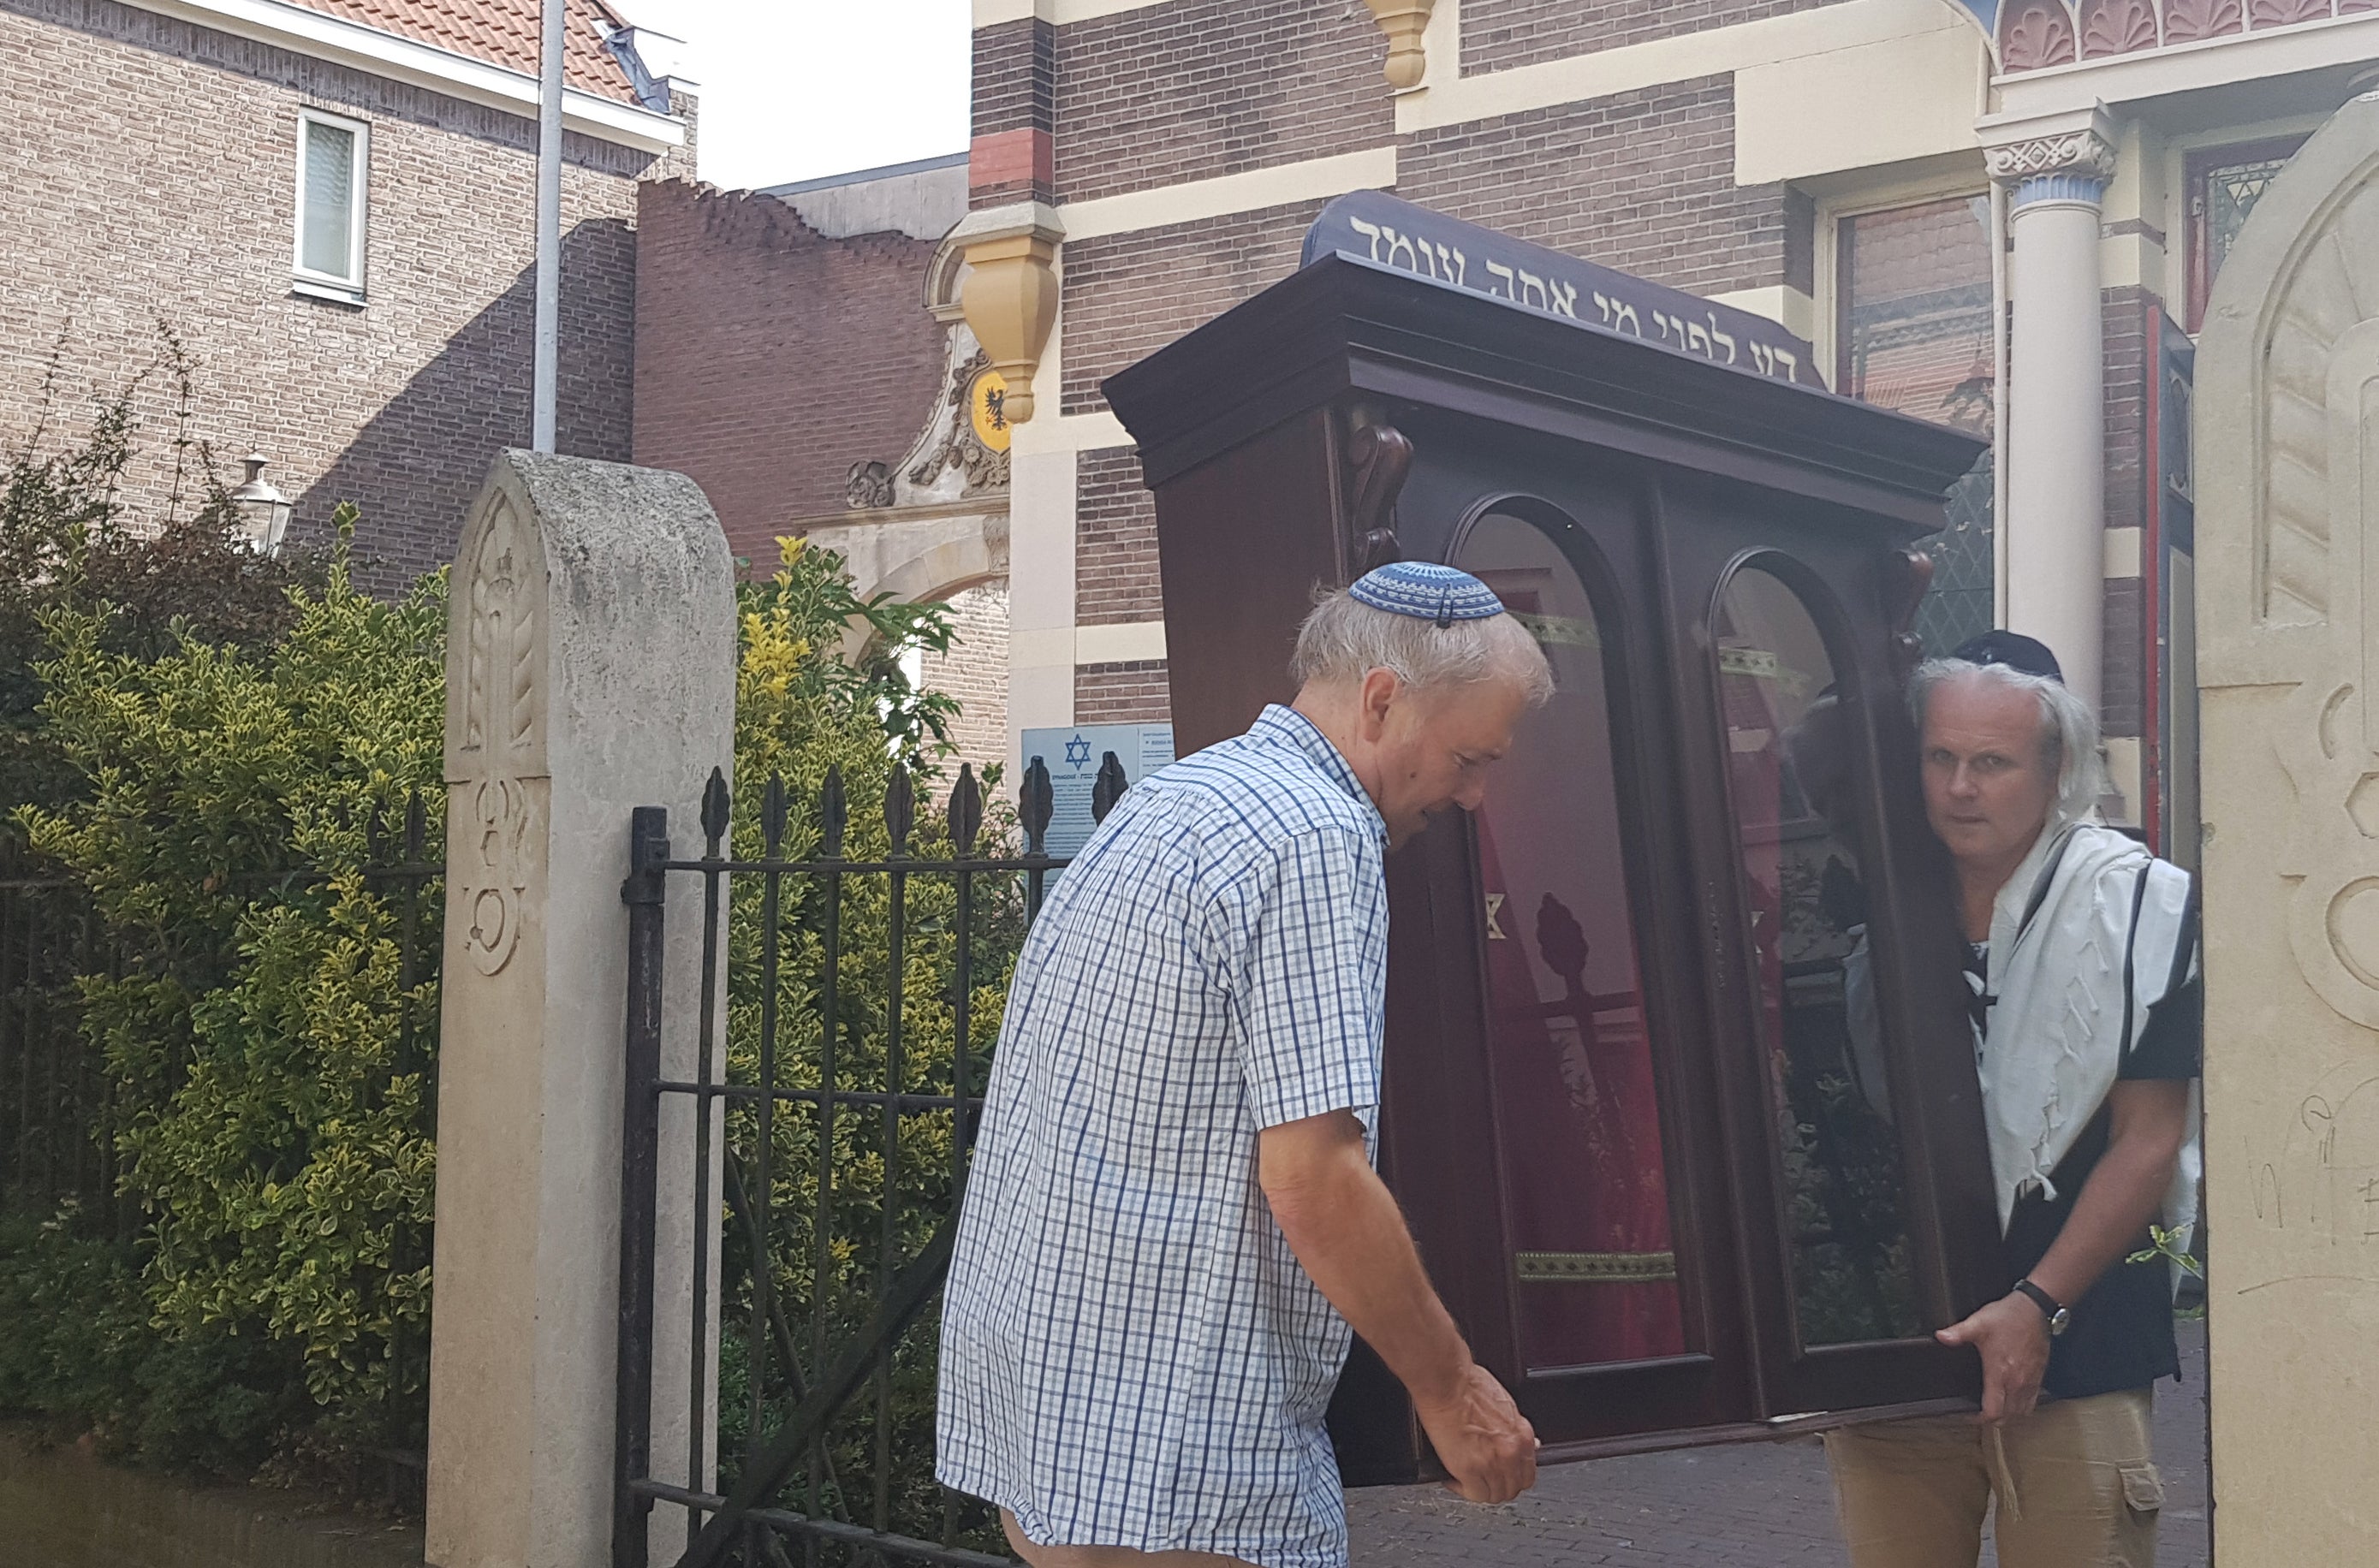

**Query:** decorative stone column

left=425, top=452, right=735, bottom=1568
left=1986, top=111, right=2118, bottom=710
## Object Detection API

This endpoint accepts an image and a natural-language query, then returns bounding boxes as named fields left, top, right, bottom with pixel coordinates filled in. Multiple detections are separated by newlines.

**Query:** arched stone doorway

left=2196, top=87, right=2379, bottom=1562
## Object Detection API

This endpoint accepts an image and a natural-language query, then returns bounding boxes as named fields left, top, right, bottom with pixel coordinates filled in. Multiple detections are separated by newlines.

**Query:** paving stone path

left=1347, top=1321, right=2210, bottom=1567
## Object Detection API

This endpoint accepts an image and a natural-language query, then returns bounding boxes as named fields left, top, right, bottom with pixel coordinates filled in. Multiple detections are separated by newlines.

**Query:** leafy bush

left=11, top=526, right=445, bottom=1476
left=1, top=326, right=321, bottom=829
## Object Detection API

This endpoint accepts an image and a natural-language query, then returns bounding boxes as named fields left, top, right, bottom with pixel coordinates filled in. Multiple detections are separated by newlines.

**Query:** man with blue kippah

left=939, top=561, right=1555, bottom=1568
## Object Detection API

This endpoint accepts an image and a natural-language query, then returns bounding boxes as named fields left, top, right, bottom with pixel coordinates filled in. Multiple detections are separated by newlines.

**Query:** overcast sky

left=620, top=0, right=972, bottom=192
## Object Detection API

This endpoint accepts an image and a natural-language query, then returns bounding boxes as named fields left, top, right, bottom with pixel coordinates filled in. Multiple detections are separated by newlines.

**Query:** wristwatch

left=2013, top=1278, right=2071, bottom=1337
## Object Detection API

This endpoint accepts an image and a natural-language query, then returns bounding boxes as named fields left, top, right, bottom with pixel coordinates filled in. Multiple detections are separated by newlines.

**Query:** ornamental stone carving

left=1362, top=0, right=1436, bottom=89
left=846, top=460, right=895, bottom=511
left=1983, top=128, right=2120, bottom=186
left=952, top=202, right=1062, bottom=425
left=908, top=349, right=1012, bottom=494
left=2200, top=93, right=2379, bottom=1024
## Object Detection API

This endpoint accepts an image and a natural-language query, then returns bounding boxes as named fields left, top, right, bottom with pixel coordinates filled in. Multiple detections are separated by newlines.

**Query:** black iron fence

left=0, top=844, right=118, bottom=1230
left=1, top=799, right=443, bottom=1226
left=616, top=756, right=1123, bottom=1568
left=0, top=798, right=443, bottom=1502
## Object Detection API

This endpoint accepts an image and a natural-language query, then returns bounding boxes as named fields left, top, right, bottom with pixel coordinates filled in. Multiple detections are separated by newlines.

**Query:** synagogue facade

left=945, top=0, right=2379, bottom=861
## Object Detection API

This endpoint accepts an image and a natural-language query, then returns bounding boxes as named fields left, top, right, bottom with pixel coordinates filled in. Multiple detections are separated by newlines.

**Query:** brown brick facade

left=972, top=17, right=1053, bottom=205
left=2096, top=284, right=2158, bottom=744
left=2102, top=286, right=2151, bottom=538
left=1075, top=660, right=1171, bottom=725
left=1460, top=0, right=1849, bottom=77
left=631, top=181, right=944, bottom=568
left=1397, top=77, right=1805, bottom=300
left=1050, top=0, right=1390, bottom=205
left=0, top=0, right=677, bottom=593
left=919, top=579, right=1010, bottom=780
left=1075, top=448, right=1162, bottom=625
left=1059, top=196, right=1329, bottom=415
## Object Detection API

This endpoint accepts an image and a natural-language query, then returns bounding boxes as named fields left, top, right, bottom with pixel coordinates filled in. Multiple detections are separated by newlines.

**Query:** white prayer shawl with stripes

left=1978, top=819, right=2202, bottom=1257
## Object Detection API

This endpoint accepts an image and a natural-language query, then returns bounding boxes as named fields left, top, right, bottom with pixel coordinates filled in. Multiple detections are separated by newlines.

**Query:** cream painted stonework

left=426, top=453, right=735, bottom=1568
left=2196, top=91, right=2379, bottom=1560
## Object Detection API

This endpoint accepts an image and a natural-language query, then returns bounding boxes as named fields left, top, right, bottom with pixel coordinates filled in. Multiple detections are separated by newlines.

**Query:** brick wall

left=2097, top=284, right=2157, bottom=744
left=1397, top=77, right=1808, bottom=299
left=632, top=180, right=945, bottom=567
left=2102, top=286, right=2150, bottom=538
left=0, top=0, right=672, bottom=592
left=1075, top=660, right=1171, bottom=724
left=1051, top=0, right=1389, bottom=205
left=919, top=579, right=1009, bottom=779
left=1075, top=448, right=1161, bottom=625
left=1059, top=196, right=1328, bottom=414
left=972, top=17, right=1053, bottom=206
left=1461, top=0, right=1848, bottom=77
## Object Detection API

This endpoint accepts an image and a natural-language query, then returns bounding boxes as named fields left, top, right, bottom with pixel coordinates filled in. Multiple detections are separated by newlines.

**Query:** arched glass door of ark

left=1712, top=561, right=1923, bottom=1351
left=1454, top=506, right=1700, bottom=1397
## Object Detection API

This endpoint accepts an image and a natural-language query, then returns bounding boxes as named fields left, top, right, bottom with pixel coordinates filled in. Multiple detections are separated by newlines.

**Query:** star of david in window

left=1064, top=734, right=1092, bottom=767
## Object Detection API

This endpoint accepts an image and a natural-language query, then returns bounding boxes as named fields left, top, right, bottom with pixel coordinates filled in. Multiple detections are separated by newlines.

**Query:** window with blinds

left=295, top=110, right=368, bottom=300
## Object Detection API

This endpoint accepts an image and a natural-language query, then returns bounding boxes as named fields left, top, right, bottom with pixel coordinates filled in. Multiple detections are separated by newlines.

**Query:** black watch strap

left=2013, top=1278, right=2067, bottom=1333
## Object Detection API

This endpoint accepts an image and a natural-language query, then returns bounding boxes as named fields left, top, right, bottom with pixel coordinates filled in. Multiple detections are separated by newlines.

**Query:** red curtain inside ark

left=1464, top=512, right=1684, bottom=1369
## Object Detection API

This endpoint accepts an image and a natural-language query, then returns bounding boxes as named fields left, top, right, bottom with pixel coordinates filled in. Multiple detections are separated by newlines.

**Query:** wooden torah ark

left=1102, top=211, right=1999, bottom=1481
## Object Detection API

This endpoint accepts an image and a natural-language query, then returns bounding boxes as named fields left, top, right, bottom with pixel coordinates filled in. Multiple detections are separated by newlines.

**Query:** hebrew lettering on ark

left=1704, top=314, right=1737, bottom=365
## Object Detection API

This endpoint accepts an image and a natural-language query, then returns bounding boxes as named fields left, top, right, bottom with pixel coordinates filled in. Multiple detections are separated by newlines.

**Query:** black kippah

left=1951, top=629, right=2063, bottom=685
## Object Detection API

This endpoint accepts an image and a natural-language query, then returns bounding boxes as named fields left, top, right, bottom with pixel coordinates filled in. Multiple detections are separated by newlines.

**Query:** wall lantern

left=230, top=452, right=294, bottom=555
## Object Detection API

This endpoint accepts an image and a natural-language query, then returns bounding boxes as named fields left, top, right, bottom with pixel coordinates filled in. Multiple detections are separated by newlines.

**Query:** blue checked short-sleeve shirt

left=937, top=705, right=1389, bottom=1568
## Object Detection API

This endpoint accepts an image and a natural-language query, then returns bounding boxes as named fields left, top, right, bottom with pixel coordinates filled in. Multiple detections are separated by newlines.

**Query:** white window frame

left=293, top=107, right=370, bottom=304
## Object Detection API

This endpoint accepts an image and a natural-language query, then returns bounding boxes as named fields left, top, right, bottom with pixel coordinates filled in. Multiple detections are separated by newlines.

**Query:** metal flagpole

left=532, top=0, right=563, bottom=453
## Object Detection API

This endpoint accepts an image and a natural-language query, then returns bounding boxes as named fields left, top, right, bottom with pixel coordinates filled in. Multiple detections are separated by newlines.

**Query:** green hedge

left=3, top=370, right=980, bottom=1504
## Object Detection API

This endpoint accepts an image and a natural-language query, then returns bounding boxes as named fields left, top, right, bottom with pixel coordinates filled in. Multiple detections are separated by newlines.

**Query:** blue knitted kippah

left=1347, top=561, right=1505, bottom=627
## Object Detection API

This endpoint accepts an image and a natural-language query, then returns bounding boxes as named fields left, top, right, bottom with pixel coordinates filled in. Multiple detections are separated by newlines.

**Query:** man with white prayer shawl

left=1824, top=633, right=2200, bottom=1568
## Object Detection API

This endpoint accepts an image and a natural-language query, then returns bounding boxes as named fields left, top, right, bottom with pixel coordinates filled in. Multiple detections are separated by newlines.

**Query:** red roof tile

left=290, top=0, right=646, bottom=104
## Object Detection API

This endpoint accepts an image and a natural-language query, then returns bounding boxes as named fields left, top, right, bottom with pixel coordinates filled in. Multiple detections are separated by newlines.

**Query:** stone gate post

left=425, top=451, right=734, bottom=1568
left=2196, top=91, right=2379, bottom=1560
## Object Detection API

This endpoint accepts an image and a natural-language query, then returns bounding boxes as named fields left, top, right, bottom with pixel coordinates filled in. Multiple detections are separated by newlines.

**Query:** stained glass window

left=2187, top=138, right=2307, bottom=330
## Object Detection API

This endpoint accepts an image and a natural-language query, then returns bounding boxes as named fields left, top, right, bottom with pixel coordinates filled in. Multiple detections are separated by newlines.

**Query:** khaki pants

left=1823, top=1388, right=2164, bottom=1568
left=1000, top=1510, right=1260, bottom=1567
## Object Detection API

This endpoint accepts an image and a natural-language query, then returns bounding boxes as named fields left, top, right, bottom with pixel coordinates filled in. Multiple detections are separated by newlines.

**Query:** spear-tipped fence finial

left=1091, top=751, right=1128, bottom=826
left=886, top=765, right=915, bottom=856
left=1021, top=756, right=1054, bottom=857
left=820, top=767, right=848, bottom=858
left=950, top=763, right=984, bottom=857
left=761, top=775, right=788, bottom=856
left=701, top=766, right=731, bottom=857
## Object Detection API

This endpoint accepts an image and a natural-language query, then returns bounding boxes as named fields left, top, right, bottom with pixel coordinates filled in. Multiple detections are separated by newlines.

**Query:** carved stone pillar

left=953, top=202, right=1064, bottom=425
left=1986, top=111, right=2118, bottom=710
left=2196, top=91, right=2379, bottom=1564
left=425, top=451, right=735, bottom=1568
